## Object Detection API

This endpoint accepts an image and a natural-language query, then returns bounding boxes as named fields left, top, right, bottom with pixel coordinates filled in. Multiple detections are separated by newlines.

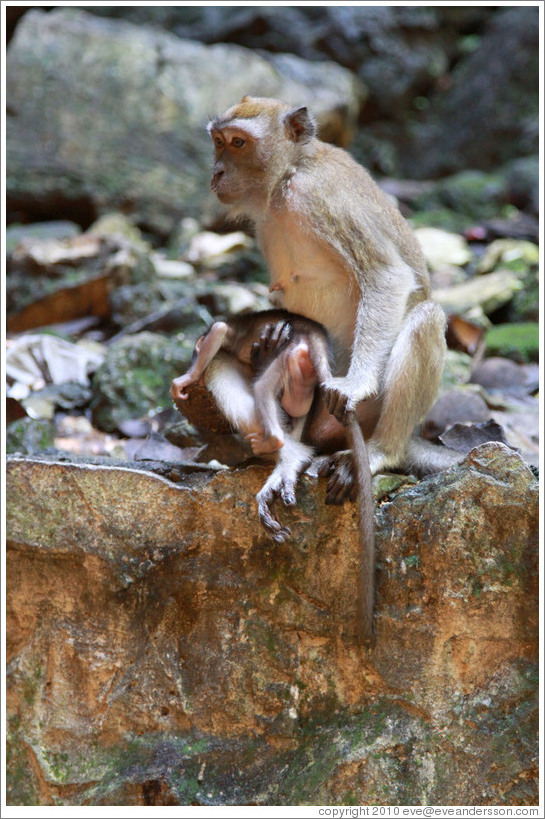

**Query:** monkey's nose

left=211, top=169, right=224, bottom=187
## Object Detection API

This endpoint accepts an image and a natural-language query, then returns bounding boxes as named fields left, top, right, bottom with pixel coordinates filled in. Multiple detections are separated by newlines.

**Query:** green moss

left=509, top=270, right=539, bottom=322
left=278, top=737, right=341, bottom=805
left=440, top=350, right=473, bottom=390
left=5, top=722, right=42, bottom=806
left=6, top=418, right=56, bottom=454
left=44, top=750, right=71, bottom=784
left=410, top=208, right=471, bottom=234
left=485, top=322, right=539, bottom=362
left=21, top=663, right=43, bottom=707
left=412, top=169, right=509, bottom=222
left=373, top=473, right=414, bottom=500
left=90, top=331, right=196, bottom=431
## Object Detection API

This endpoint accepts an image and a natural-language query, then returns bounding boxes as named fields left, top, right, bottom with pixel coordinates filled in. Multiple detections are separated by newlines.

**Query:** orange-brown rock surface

left=6, top=443, right=538, bottom=805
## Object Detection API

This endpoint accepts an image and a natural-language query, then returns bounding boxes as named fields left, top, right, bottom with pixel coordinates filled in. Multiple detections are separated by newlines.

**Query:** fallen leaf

left=439, top=420, right=511, bottom=453
left=446, top=315, right=485, bottom=355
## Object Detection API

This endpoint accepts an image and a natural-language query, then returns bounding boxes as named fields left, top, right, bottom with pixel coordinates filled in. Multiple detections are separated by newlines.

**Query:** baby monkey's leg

left=280, top=340, right=319, bottom=419
left=256, top=417, right=313, bottom=543
left=204, top=352, right=262, bottom=439
left=251, top=351, right=291, bottom=453
left=251, top=339, right=321, bottom=454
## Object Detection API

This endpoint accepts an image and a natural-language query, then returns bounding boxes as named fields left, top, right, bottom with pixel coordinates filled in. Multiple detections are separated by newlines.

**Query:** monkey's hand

left=316, top=451, right=357, bottom=505
left=321, top=377, right=362, bottom=426
left=170, top=373, right=197, bottom=402
left=250, top=319, right=293, bottom=372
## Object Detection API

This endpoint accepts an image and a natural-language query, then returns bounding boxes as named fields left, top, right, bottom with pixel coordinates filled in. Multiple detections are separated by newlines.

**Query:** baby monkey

left=171, top=309, right=375, bottom=642
left=171, top=309, right=332, bottom=456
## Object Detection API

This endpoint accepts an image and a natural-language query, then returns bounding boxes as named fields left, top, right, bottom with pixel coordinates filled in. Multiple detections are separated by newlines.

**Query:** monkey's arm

left=170, top=321, right=230, bottom=402
left=322, top=271, right=413, bottom=423
left=309, top=204, right=417, bottom=422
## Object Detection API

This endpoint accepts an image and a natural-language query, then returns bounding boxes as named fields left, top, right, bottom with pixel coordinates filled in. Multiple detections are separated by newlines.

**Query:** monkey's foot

left=246, top=432, right=284, bottom=455
left=256, top=474, right=298, bottom=543
left=170, top=373, right=196, bottom=403
left=366, top=445, right=403, bottom=476
left=316, top=451, right=357, bottom=505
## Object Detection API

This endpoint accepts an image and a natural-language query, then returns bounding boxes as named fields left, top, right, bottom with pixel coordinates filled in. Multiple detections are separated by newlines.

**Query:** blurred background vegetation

left=4, top=7, right=541, bottom=807
left=5, top=4, right=539, bottom=466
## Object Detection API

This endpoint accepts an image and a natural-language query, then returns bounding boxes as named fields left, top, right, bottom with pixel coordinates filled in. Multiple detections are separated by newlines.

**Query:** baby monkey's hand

left=250, top=319, right=293, bottom=372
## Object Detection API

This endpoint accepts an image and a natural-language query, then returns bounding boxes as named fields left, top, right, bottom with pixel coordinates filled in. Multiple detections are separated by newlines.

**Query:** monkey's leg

left=281, top=340, right=321, bottom=419
left=257, top=418, right=313, bottom=543
left=365, top=300, right=447, bottom=475
left=252, top=354, right=289, bottom=452
left=320, top=301, right=451, bottom=503
left=203, top=352, right=262, bottom=437
left=171, top=321, right=230, bottom=402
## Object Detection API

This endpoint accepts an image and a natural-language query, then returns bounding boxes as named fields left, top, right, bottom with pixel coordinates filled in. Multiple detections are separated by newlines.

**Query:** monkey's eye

left=214, top=136, right=224, bottom=148
left=231, top=137, right=246, bottom=148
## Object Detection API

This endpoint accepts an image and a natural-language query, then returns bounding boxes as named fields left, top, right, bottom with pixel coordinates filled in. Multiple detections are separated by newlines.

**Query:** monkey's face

left=207, top=97, right=318, bottom=212
left=208, top=125, right=267, bottom=205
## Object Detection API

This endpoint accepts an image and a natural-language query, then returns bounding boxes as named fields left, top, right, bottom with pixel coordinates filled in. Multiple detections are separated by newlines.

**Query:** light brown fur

left=201, top=96, right=462, bottom=641
left=208, top=97, right=455, bottom=473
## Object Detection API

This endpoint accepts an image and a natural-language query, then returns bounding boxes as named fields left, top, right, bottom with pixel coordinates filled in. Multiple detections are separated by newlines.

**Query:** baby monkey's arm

left=170, top=321, right=231, bottom=402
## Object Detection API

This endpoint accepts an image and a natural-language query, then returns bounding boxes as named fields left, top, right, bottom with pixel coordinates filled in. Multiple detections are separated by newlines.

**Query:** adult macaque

left=206, top=95, right=459, bottom=501
left=174, top=95, right=461, bottom=640
left=171, top=309, right=375, bottom=640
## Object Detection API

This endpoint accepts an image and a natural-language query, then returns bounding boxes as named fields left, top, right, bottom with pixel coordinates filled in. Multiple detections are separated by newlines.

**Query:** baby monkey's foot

left=245, top=431, right=284, bottom=454
left=170, top=373, right=196, bottom=402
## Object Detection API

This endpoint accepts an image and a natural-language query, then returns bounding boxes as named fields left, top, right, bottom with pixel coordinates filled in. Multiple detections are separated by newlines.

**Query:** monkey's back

left=222, top=309, right=332, bottom=367
left=296, top=140, right=429, bottom=293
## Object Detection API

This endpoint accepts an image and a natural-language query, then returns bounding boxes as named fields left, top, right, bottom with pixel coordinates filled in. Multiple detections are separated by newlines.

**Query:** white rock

left=414, top=226, right=472, bottom=270
left=186, top=231, right=253, bottom=267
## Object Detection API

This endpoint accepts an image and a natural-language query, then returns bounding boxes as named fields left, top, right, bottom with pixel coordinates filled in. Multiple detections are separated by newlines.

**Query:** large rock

left=6, top=8, right=360, bottom=236
left=6, top=444, right=538, bottom=805
left=403, top=6, right=539, bottom=177
left=6, top=231, right=155, bottom=333
left=84, top=5, right=494, bottom=121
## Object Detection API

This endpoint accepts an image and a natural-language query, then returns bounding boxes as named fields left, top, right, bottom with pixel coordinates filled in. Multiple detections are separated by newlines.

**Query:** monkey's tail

left=348, top=416, right=376, bottom=645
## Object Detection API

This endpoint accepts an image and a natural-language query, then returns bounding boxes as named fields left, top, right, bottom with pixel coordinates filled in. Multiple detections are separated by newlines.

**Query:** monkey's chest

left=258, top=219, right=356, bottom=354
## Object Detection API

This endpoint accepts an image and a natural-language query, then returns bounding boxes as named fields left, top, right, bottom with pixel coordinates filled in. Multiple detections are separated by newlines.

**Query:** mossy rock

left=6, top=221, right=81, bottom=256
left=508, top=270, right=539, bottom=323
left=410, top=208, right=472, bottom=235
left=412, top=169, right=509, bottom=222
left=485, top=322, right=539, bottom=363
left=440, top=350, right=474, bottom=391
left=477, top=239, right=539, bottom=275
left=90, top=331, right=195, bottom=431
left=6, top=417, right=56, bottom=454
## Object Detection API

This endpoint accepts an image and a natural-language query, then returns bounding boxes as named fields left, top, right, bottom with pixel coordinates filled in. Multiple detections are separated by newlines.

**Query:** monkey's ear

left=284, top=107, right=317, bottom=143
